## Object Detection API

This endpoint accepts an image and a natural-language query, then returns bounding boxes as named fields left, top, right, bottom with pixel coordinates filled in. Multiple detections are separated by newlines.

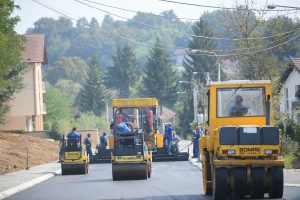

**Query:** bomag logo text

left=239, top=148, right=260, bottom=154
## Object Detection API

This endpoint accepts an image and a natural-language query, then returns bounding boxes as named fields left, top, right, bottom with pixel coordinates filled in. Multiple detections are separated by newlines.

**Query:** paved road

left=4, top=162, right=300, bottom=200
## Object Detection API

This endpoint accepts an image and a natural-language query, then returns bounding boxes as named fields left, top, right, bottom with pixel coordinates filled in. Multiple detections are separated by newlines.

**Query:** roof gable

left=22, top=34, right=48, bottom=64
left=281, top=58, right=300, bottom=83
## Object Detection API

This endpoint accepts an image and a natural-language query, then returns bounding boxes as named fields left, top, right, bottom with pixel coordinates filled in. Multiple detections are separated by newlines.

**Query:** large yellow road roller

left=111, top=98, right=153, bottom=180
left=200, top=80, right=284, bottom=199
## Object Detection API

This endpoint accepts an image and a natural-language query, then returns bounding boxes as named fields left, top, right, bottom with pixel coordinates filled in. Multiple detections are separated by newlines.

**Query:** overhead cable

left=158, top=0, right=298, bottom=12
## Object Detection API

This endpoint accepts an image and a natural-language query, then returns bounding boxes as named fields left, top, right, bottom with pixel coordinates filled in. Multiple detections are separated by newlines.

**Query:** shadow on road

left=96, top=194, right=212, bottom=200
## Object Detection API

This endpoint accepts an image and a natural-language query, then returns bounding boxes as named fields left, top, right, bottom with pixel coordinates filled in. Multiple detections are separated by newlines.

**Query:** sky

left=14, top=0, right=300, bottom=34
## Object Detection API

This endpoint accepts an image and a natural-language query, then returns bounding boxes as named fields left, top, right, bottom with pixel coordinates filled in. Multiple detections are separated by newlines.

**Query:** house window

left=285, top=88, right=289, bottom=111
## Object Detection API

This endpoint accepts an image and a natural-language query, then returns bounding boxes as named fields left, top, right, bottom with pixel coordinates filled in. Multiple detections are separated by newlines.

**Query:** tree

left=105, top=44, right=139, bottom=98
left=178, top=18, right=218, bottom=135
left=0, top=0, right=26, bottom=124
left=78, top=56, right=109, bottom=116
left=46, top=56, right=89, bottom=85
left=141, top=39, right=178, bottom=109
left=44, top=85, right=73, bottom=135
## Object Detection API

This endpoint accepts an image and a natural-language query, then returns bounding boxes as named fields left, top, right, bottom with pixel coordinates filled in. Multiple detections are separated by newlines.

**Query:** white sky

left=14, top=0, right=300, bottom=34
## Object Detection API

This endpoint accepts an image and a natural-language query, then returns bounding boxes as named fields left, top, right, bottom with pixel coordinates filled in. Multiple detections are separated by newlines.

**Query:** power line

left=32, top=0, right=300, bottom=58
left=81, top=0, right=200, bottom=21
left=75, top=0, right=300, bottom=41
left=185, top=30, right=300, bottom=57
left=84, top=0, right=300, bottom=22
left=158, top=0, right=298, bottom=12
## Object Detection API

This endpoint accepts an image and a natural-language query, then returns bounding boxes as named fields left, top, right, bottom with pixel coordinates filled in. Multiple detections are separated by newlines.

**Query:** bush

left=282, top=134, right=299, bottom=156
left=284, top=154, right=296, bottom=169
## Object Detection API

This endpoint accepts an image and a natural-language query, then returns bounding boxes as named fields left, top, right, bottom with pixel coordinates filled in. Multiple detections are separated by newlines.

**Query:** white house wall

left=280, top=69, right=300, bottom=114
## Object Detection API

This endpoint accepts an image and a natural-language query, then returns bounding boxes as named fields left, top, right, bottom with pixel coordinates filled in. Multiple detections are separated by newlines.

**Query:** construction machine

left=111, top=98, right=153, bottom=180
left=200, top=80, right=284, bottom=199
left=60, top=135, right=89, bottom=175
left=93, top=132, right=113, bottom=163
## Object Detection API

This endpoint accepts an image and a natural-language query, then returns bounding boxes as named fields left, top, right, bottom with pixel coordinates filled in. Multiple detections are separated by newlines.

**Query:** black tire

left=213, top=168, right=228, bottom=200
left=269, top=167, right=283, bottom=199
left=204, top=151, right=212, bottom=195
left=148, top=163, right=151, bottom=178
left=231, top=167, right=247, bottom=199
left=251, top=167, right=265, bottom=199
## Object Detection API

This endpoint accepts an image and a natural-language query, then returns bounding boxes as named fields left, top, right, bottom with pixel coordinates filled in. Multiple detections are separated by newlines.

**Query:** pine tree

left=0, top=1, right=26, bottom=124
left=178, top=18, right=217, bottom=134
left=141, top=39, right=178, bottom=110
left=78, top=56, right=109, bottom=116
left=105, top=44, right=139, bottom=98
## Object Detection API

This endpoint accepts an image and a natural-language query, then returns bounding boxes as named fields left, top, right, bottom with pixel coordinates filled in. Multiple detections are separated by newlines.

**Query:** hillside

left=0, top=132, right=59, bottom=175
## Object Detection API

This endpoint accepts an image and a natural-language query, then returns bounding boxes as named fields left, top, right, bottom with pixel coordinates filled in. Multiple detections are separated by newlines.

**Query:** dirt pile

left=0, top=132, right=59, bottom=175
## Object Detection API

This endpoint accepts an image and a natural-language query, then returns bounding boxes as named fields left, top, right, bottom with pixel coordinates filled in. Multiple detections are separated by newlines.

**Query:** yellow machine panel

left=112, top=98, right=158, bottom=108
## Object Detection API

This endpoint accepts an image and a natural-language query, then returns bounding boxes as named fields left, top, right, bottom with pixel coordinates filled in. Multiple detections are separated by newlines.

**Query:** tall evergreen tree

left=178, top=18, right=217, bottom=134
left=105, top=44, right=139, bottom=98
left=78, top=56, right=109, bottom=116
left=0, top=0, right=25, bottom=124
left=141, top=39, right=178, bottom=110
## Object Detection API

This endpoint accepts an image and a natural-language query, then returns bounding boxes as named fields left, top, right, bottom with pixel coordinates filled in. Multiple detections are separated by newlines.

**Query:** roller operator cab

left=111, top=98, right=153, bottom=180
left=61, top=136, right=89, bottom=175
left=200, top=80, right=284, bottom=200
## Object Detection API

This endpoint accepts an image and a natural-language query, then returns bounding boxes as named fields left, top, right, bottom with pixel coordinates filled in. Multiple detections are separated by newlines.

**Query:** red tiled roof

left=22, top=34, right=48, bottom=64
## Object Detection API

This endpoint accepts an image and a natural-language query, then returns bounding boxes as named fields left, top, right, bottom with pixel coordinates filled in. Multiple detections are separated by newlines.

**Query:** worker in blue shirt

left=115, top=114, right=131, bottom=134
left=192, top=126, right=204, bottom=158
left=163, top=124, right=173, bottom=155
left=229, top=95, right=249, bottom=116
left=100, top=132, right=107, bottom=148
left=84, top=132, right=93, bottom=158
left=67, top=127, right=80, bottom=139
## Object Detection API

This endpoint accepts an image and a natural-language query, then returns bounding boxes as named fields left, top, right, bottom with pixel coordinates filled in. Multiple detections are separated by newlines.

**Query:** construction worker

left=59, top=135, right=65, bottom=162
left=115, top=113, right=131, bottom=133
left=84, top=132, right=93, bottom=158
left=229, top=95, right=249, bottom=116
left=67, top=127, right=80, bottom=139
left=100, top=132, right=107, bottom=148
left=172, top=131, right=180, bottom=153
left=163, top=124, right=173, bottom=155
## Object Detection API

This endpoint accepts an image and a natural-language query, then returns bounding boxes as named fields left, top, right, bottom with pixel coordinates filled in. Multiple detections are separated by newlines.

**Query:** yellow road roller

left=111, top=98, right=152, bottom=180
left=61, top=136, right=89, bottom=175
left=200, top=80, right=284, bottom=199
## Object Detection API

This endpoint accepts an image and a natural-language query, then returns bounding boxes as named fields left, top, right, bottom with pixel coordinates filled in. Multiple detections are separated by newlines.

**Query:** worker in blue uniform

left=84, top=132, right=93, bottom=158
left=100, top=132, right=107, bottom=148
left=163, top=124, right=173, bottom=155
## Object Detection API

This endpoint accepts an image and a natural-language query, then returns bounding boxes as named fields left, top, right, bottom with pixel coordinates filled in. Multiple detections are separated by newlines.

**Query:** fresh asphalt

left=4, top=161, right=300, bottom=200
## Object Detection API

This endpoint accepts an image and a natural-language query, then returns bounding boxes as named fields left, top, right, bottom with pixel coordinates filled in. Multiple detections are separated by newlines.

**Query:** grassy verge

left=284, top=154, right=296, bottom=169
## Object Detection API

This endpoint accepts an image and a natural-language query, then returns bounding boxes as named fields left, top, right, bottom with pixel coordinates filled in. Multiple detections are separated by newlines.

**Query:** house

left=279, top=58, right=300, bottom=123
left=0, top=34, right=48, bottom=131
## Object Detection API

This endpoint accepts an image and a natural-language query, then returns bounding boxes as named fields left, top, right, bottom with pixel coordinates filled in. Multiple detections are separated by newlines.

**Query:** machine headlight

left=227, top=149, right=235, bottom=156
left=265, top=149, right=272, bottom=155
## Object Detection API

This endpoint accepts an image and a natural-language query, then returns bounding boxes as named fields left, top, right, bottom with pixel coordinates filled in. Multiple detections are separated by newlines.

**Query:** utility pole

left=218, top=62, right=221, bottom=82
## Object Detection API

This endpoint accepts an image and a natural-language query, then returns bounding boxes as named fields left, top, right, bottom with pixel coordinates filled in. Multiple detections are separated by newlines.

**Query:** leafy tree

left=46, top=56, right=89, bottom=85
left=141, top=39, right=178, bottom=109
left=44, top=85, right=73, bottom=135
left=78, top=56, right=109, bottom=116
left=55, top=79, right=81, bottom=104
left=178, top=18, right=218, bottom=135
left=105, top=44, right=139, bottom=98
left=0, top=0, right=25, bottom=124
left=74, top=112, right=107, bottom=130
